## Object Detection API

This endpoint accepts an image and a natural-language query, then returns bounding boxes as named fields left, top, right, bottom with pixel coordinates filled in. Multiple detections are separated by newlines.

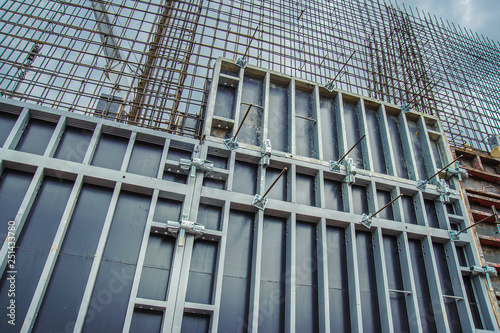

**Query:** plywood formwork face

left=0, top=58, right=497, bottom=331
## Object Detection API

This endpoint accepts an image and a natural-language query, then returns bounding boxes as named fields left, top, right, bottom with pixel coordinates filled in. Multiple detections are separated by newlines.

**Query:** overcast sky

left=395, top=0, right=500, bottom=43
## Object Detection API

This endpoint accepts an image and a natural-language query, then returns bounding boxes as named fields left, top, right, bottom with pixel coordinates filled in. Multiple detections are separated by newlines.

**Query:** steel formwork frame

left=0, top=53, right=498, bottom=331
left=0, top=0, right=499, bottom=151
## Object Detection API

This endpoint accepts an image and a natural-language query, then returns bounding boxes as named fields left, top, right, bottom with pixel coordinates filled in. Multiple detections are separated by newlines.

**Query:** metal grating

left=0, top=0, right=499, bottom=149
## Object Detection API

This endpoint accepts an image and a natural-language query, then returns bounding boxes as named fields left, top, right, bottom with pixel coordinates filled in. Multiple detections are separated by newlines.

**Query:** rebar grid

left=0, top=0, right=499, bottom=148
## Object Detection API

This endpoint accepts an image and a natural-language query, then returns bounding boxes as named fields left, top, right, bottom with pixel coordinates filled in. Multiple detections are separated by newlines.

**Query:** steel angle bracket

left=259, top=139, right=272, bottom=167
left=360, top=213, right=374, bottom=229
left=179, top=158, right=214, bottom=177
left=223, top=137, right=239, bottom=151
left=235, top=57, right=247, bottom=68
left=416, top=179, right=427, bottom=191
left=329, top=160, right=341, bottom=171
left=324, top=80, right=335, bottom=92
left=400, top=104, right=411, bottom=113
left=446, top=162, right=468, bottom=181
left=330, top=158, right=356, bottom=185
left=449, top=230, right=460, bottom=242
left=252, top=194, right=268, bottom=211
left=437, top=179, right=451, bottom=204
left=167, top=215, right=205, bottom=247
left=483, top=266, right=498, bottom=276
left=470, top=265, right=497, bottom=291
left=344, top=158, right=357, bottom=185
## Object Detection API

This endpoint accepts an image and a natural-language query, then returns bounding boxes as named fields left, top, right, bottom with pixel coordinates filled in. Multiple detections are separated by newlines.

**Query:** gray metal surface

left=0, top=58, right=497, bottom=332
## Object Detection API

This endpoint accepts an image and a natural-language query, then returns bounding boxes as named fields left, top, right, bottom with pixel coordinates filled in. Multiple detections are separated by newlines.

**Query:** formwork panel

left=102, top=192, right=151, bottom=265
left=198, top=203, right=223, bottom=231
left=295, top=221, right=319, bottom=333
left=265, top=167, right=288, bottom=201
left=259, top=215, right=286, bottom=333
left=365, top=107, right=386, bottom=174
left=0, top=112, right=18, bottom=147
left=407, top=119, right=430, bottom=180
left=219, top=210, right=254, bottom=332
left=91, top=133, right=129, bottom=170
left=127, top=140, right=163, bottom=178
left=433, top=243, right=462, bottom=332
left=130, top=310, right=163, bottom=333
left=324, top=178, right=343, bottom=212
left=82, top=261, right=136, bottom=333
left=424, top=199, right=440, bottom=229
left=296, top=173, right=316, bottom=206
left=17, top=177, right=73, bottom=251
left=408, top=239, right=437, bottom=333
left=214, top=82, right=237, bottom=120
left=382, top=235, right=410, bottom=332
left=185, top=240, right=217, bottom=304
left=376, top=190, right=394, bottom=220
left=326, top=226, right=350, bottom=333
left=343, top=102, right=364, bottom=169
left=319, top=95, right=339, bottom=161
left=0, top=248, right=48, bottom=333
left=387, top=114, right=409, bottom=179
left=268, top=82, right=289, bottom=153
left=295, top=89, right=316, bottom=158
left=137, top=235, right=175, bottom=301
left=239, top=76, right=263, bottom=146
left=32, top=254, right=92, bottom=333
left=233, top=160, right=257, bottom=195
left=60, top=184, right=113, bottom=257
left=54, top=125, right=93, bottom=163
left=0, top=80, right=496, bottom=332
left=181, top=313, right=210, bottom=333
left=401, top=194, right=418, bottom=225
left=153, top=198, right=183, bottom=222
left=462, top=275, right=484, bottom=329
left=15, top=118, right=56, bottom=155
left=352, top=185, right=368, bottom=215
left=0, top=169, right=32, bottom=244
left=356, top=231, right=381, bottom=333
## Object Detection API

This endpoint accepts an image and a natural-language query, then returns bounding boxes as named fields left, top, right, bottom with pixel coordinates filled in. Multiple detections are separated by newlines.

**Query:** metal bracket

left=484, top=266, right=498, bottom=276
left=223, top=137, right=239, bottom=150
left=324, top=80, right=335, bottom=92
left=166, top=215, right=205, bottom=247
left=416, top=179, right=427, bottom=191
left=235, top=57, right=247, bottom=68
left=360, top=213, right=374, bottom=228
left=480, top=265, right=498, bottom=291
left=344, top=157, right=356, bottom=185
left=446, top=162, right=468, bottom=181
left=437, top=179, right=451, bottom=204
left=179, top=157, right=214, bottom=177
left=252, top=194, right=268, bottom=210
left=470, top=265, right=497, bottom=292
left=259, top=139, right=272, bottom=168
left=449, top=230, right=460, bottom=242
left=359, top=193, right=403, bottom=229
left=330, top=158, right=356, bottom=184
left=329, top=160, right=341, bottom=171
left=400, top=104, right=411, bottom=113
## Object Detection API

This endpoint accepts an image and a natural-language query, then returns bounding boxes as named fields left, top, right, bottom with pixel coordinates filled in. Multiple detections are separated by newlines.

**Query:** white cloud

left=397, top=0, right=500, bottom=42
